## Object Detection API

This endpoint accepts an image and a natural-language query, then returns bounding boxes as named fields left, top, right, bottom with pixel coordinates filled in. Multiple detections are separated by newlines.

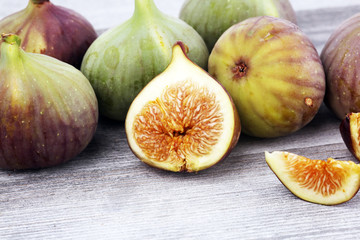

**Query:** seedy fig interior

left=285, top=154, right=348, bottom=197
left=133, top=80, right=223, bottom=168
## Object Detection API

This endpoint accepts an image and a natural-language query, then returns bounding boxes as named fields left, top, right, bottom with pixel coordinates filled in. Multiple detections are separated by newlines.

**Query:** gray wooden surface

left=1, top=1, right=360, bottom=239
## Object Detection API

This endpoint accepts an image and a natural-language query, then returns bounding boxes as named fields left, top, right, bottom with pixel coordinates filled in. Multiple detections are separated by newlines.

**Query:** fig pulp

left=81, top=0, right=209, bottom=121
left=265, top=151, right=360, bottom=205
left=0, top=34, right=98, bottom=170
left=0, top=0, right=97, bottom=69
left=180, top=0, right=297, bottom=51
left=321, top=13, right=360, bottom=119
left=208, top=16, right=326, bottom=138
left=125, top=42, right=240, bottom=172
left=340, top=112, right=360, bottom=161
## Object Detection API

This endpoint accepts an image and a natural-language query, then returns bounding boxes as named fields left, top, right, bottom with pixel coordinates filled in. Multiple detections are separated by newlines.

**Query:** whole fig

left=0, top=0, right=97, bottom=69
left=321, top=13, right=360, bottom=119
left=81, top=0, right=209, bottom=121
left=0, top=34, right=98, bottom=170
left=180, top=0, right=297, bottom=51
left=208, top=16, right=325, bottom=138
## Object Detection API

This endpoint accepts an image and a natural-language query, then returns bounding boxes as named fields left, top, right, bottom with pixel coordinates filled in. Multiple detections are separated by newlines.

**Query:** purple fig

left=321, top=13, right=360, bottom=119
left=0, top=0, right=97, bottom=69
left=0, top=34, right=98, bottom=170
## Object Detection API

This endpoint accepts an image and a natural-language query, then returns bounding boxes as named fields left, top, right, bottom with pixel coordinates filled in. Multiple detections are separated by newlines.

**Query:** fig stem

left=30, top=0, right=50, bottom=4
left=1, top=34, right=22, bottom=47
left=0, top=34, right=23, bottom=67
left=133, top=0, right=161, bottom=19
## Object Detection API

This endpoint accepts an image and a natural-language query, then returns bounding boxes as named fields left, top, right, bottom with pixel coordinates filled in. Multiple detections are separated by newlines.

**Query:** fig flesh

left=265, top=151, right=360, bottom=205
left=0, top=0, right=97, bottom=69
left=179, top=0, right=297, bottom=51
left=340, top=112, right=360, bottom=161
left=81, top=0, right=209, bottom=121
left=125, top=42, right=240, bottom=172
left=208, top=16, right=326, bottom=138
left=321, top=13, right=360, bottom=119
left=0, top=34, right=98, bottom=170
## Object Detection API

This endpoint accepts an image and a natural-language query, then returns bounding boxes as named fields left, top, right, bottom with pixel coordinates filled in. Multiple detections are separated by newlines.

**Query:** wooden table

left=1, top=1, right=360, bottom=239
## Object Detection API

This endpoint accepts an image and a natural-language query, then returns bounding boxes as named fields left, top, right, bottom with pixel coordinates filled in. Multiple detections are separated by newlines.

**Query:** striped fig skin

left=321, top=13, right=360, bottom=119
left=0, top=35, right=98, bottom=170
left=0, top=0, right=97, bottom=69
left=208, top=16, right=325, bottom=138
left=180, top=0, right=297, bottom=51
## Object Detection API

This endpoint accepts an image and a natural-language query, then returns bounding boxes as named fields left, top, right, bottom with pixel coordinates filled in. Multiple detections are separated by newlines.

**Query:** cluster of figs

left=2, top=0, right=360, bottom=205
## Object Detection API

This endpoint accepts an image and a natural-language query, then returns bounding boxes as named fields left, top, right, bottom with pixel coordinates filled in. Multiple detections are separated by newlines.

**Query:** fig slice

left=340, top=112, right=360, bottom=161
left=265, top=151, right=360, bottom=205
left=125, top=42, right=241, bottom=172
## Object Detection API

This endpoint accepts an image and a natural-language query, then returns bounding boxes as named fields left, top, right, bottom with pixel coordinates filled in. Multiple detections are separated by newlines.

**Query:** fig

left=179, top=0, right=297, bottom=51
left=0, top=34, right=98, bottom=170
left=321, top=13, right=360, bottom=119
left=125, top=42, right=240, bottom=172
left=81, top=0, right=209, bottom=121
left=340, top=112, right=360, bottom=161
left=0, top=0, right=97, bottom=69
left=208, top=16, right=326, bottom=138
left=265, top=151, right=360, bottom=205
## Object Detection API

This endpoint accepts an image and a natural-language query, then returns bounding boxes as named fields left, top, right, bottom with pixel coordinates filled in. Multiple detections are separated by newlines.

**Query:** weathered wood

left=1, top=4, right=360, bottom=240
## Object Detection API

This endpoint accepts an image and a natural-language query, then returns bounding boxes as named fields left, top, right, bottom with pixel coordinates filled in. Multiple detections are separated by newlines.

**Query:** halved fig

left=340, top=112, right=360, bottom=161
left=265, top=151, right=360, bottom=205
left=125, top=42, right=241, bottom=172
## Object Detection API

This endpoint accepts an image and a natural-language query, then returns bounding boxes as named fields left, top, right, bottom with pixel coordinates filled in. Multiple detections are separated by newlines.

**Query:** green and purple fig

left=179, top=0, right=297, bottom=51
left=321, top=13, right=360, bottom=119
left=81, top=0, right=209, bottom=121
left=0, top=34, right=98, bottom=170
left=0, top=0, right=97, bottom=69
left=208, top=16, right=325, bottom=138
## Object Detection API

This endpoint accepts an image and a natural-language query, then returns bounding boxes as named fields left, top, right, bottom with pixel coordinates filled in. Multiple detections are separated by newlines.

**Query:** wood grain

left=1, top=5, right=360, bottom=240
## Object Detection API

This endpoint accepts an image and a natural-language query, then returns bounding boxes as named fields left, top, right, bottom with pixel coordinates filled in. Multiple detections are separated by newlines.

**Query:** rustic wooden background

left=1, top=0, right=360, bottom=239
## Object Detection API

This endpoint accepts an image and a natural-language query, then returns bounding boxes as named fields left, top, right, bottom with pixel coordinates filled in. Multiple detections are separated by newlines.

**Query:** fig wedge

left=265, top=151, right=360, bottom=205
left=125, top=42, right=241, bottom=172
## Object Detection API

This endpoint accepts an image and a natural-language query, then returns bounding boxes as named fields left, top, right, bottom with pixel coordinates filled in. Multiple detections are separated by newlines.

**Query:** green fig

left=0, top=0, right=97, bottom=69
left=180, top=0, right=297, bottom=51
left=0, top=34, right=98, bottom=170
left=81, top=0, right=209, bottom=121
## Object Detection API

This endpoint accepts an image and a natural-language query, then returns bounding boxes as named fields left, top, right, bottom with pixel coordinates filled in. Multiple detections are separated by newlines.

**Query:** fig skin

left=208, top=16, right=326, bottom=138
left=125, top=42, right=240, bottom=172
left=321, top=13, right=360, bottom=119
left=0, top=0, right=97, bottom=69
left=0, top=34, right=98, bottom=170
left=179, top=0, right=297, bottom=51
left=81, top=0, right=209, bottom=121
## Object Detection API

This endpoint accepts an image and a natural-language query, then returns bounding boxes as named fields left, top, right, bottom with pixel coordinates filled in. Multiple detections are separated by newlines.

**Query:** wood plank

left=1, top=5, right=360, bottom=240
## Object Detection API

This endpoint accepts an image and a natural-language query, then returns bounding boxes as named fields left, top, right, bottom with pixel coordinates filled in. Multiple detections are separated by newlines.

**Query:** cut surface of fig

left=125, top=42, right=240, bottom=172
left=340, top=112, right=360, bottom=161
left=265, top=151, right=360, bottom=205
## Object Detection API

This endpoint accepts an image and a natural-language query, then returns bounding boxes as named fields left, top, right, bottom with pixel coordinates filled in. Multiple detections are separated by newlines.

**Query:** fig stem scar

left=232, top=61, right=248, bottom=79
